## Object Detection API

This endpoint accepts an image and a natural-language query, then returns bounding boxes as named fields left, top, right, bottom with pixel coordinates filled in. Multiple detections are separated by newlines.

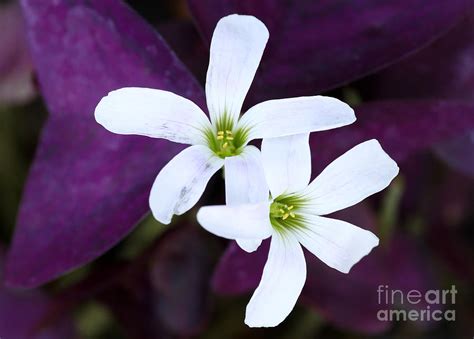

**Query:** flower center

left=204, top=113, right=250, bottom=158
left=270, top=202, right=296, bottom=220
left=205, top=126, right=249, bottom=159
left=269, top=195, right=307, bottom=233
left=215, top=130, right=237, bottom=157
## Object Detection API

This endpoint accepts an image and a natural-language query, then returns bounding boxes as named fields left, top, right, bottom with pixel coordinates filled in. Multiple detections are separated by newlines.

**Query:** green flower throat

left=205, top=114, right=249, bottom=158
left=269, top=195, right=307, bottom=233
left=270, top=201, right=296, bottom=220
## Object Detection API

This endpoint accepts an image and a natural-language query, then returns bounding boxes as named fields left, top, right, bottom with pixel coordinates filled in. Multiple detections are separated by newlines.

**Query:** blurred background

left=0, top=0, right=473, bottom=338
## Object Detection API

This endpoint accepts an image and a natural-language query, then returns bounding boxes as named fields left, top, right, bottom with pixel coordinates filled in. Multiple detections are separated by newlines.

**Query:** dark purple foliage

left=0, top=289, right=76, bottom=339
left=51, top=222, right=218, bottom=338
left=361, top=14, right=474, bottom=176
left=5, top=0, right=205, bottom=287
left=149, top=224, right=220, bottom=335
left=0, top=250, right=76, bottom=338
left=188, top=0, right=473, bottom=103
left=363, top=15, right=474, bottom=100
left=425, top=173, right=474, bottom=281
left=158, top=20, right=209, bottom=85
left=0, top=2, right=36, bottom=104
left=435, top=133, right=474, bottom=177
left=309, top=100, right=474, bottom=173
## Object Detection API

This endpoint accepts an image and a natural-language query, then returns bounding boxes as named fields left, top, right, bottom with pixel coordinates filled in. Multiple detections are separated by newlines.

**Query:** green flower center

left=270, top=202, right=296, bottom=220
left=214, top=129, right=238, bottom=157
left=205, top=113, right=250, bottom=158
left=269, top=195, right=308, bottom=233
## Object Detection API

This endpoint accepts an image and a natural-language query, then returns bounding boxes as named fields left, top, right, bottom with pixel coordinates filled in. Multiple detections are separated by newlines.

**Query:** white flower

left=94, top=14, right=355, bottom=225
left=197, top=138, right=399, bottom=327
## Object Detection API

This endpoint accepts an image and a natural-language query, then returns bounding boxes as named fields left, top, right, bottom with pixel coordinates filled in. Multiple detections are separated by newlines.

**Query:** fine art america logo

left=377, top=285, right=457, bottom=322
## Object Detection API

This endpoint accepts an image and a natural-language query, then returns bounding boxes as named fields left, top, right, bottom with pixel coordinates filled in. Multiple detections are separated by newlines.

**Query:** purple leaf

left=434, top=132, right=474, bottom=177
left=363, top=14, right=474, bottom=100
left=188, top=0, right=472, bottom=103
left=361, top=15, right=474, bottom=175
left=0, top=250, right=76, bottom=338
left=51, top=250, right=165, bottom=339
left=298, top=205, right=389, bottom=334
left=0, top=2, right=36, bottom=104
left=425, top=173, right=474, bottom=281
left=427, top=223, right=474, bottom=282
left=158, top=20, right=208, bottom=86
left=53, top=221, right=219, bottom=337
left=0, top=289, right=76, bottom=339
left=211, top=239, right=268, bottom=296
left=310, top=100, right=474, bottom=173
left=301, top=232, right=438, bottom=334
left=6, top=0, right=205, bottom=287
left=149, top=224, right=220, bottom=336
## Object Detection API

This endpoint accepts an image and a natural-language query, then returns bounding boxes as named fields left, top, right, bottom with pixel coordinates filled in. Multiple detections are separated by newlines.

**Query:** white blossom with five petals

left=197, top=138, right=399, bottom=327
left=94, top=14, right=355, bottom=225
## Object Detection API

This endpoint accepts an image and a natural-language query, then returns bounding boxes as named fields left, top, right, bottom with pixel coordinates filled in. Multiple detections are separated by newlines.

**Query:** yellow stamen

left=217, top=131, right=224, bottom=135
left=226, top=136, right=234, bottom=140
left=217, top=135, right=224, bottom=140
left=289, top=212, right=296, bottom=218
left=282, top=213, right=289, bottom=220
left=225, top=130, right=233, bottom=135
left=287, top=205, right=294, bottom=210
left=279, top=209, right=285, bottom=214
left=222, top=142, right=228, bottom=149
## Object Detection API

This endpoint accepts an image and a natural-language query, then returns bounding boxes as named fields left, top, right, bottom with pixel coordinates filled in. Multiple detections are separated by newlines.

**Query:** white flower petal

left=245, top=232, right=306, bottom=327
left=197, top=202, right=272, bottom=240
left=95, top=87, right=211, bottom=145
left=225, top=145, right=269, bottom=252
left=302, top=139, right=399, bottom=215
left=225, top=146, right=269, bottom=205
left=206, top=14, right=269, bottom=126
left=239, top=96, right=355, bottom=140
left=236, top=239, right=263, bottom=253
left=296, top=215, right=379, bottom=274
left=261, top=134, right=311, bottom=198
left=149, top=145, right=223, bottom=224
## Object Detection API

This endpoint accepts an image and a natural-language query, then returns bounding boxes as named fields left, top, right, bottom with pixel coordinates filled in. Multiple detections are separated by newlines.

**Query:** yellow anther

left=282, top=213, right=289, bottom=220
left=217, top=131, right=224, bottom=135
left=287, top=205, right=294, bottom=210
left=289, top=212, right=296, bottom=218
left=225, top=130, right=233, bottom=135
left=279, top=209, right=285, bottom=214
left=217, top=135, right=224, bottom=140
left=226, top=136, right=234, bottom=140
left=222, top=142, right=228, bottom=149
